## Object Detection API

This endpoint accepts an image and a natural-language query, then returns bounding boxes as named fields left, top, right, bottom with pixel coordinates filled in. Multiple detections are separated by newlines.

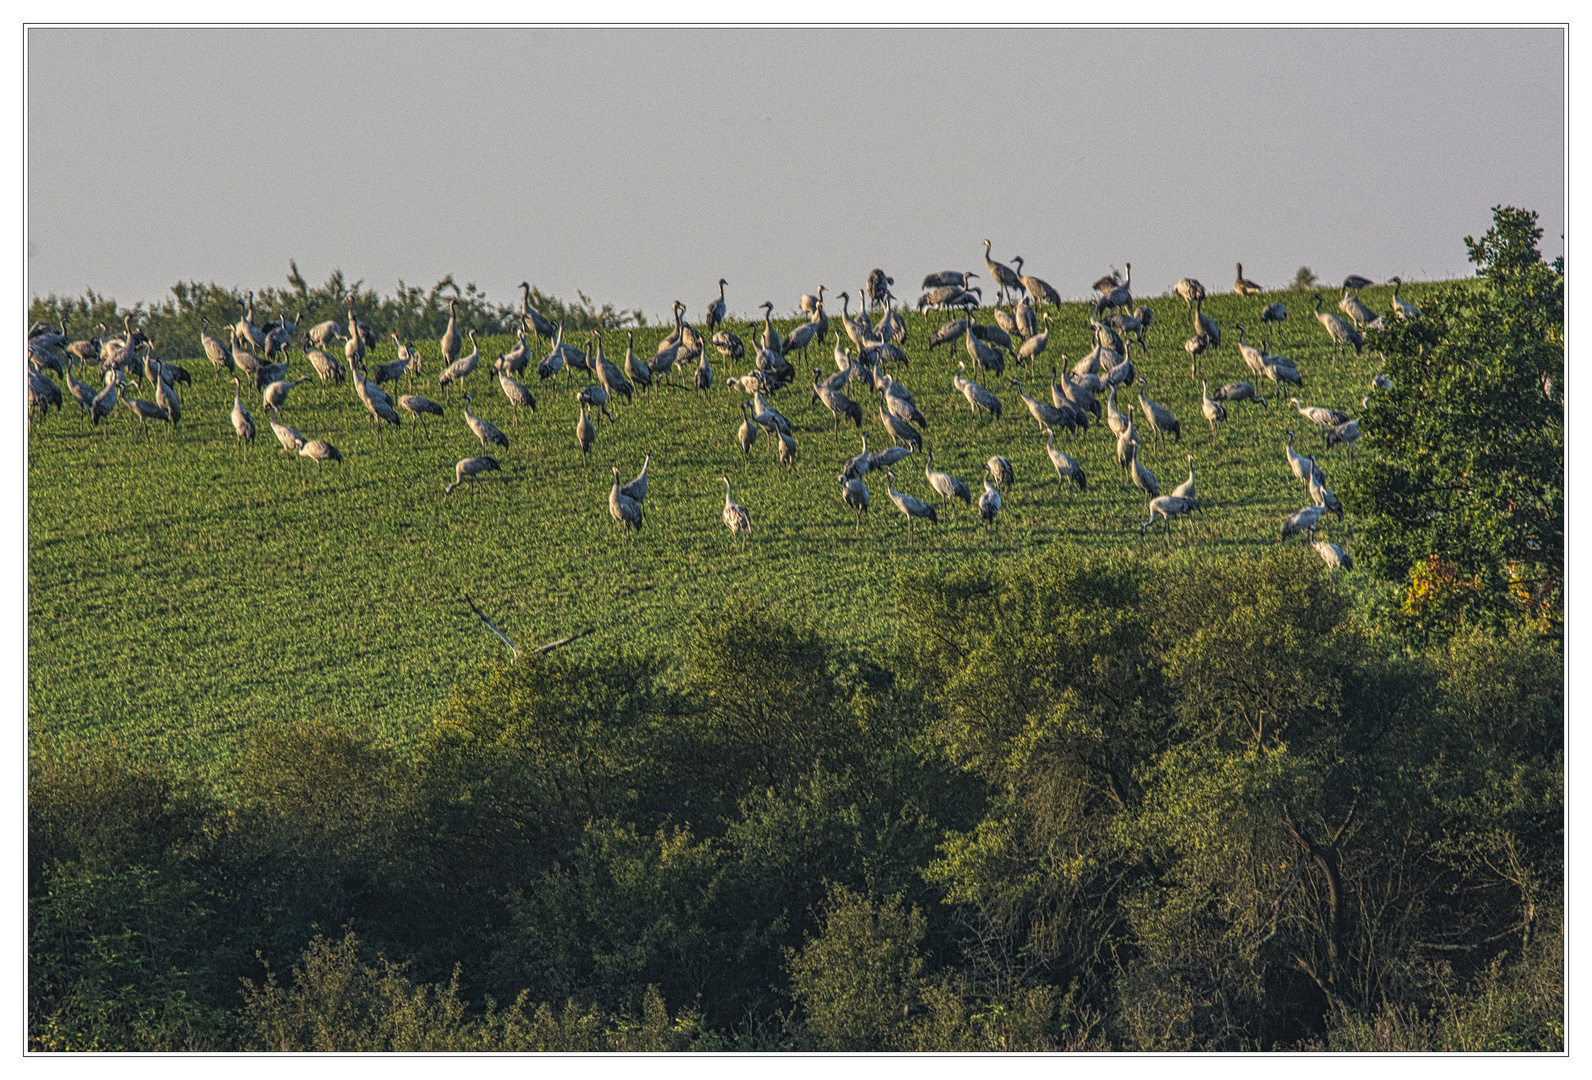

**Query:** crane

left=1388, top=277, right=1423, bottom=320
left=575, top=401, right=596, bottom=462
left=1009, top=256, right=1061, bottom=306
left=839, top=473, right=870, bottom=533
left=1201, top=381, right=1227, bottom=431
left=977, top=474, right=1002, bottom=530
left=1046, top=432, right=1087, bottom=491
left=439, top=330, right=482, bottom=398
left=981, top=240, right=1022, bottom=304
left=1313, top=294, right=1364, bottom=359
left=706, top=278, right=728, bottom=330
left=883, top=471, right=937, bottom=544
left=718, top=476, right=752, bottom=541
left=609, top=466, right=644, bottom=531
left=736, top=401, right=760, bottom=459
left=445, top=455, right=501, bottom=497
left=953, top=362, right=1003, bottom=419
left=440, top=297, right=461, bottom=364
left=1136, top=378, right=1181, bottom=444
left=398, top=394, right=444, bottom=437
left=1141, top=495, right=1198, bottom=544
left=924, top=449, right=971, bottom=508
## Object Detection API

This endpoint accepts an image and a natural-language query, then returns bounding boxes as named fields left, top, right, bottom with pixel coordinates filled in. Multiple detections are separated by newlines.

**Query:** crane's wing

left=461, top=592, right=520, bottom=659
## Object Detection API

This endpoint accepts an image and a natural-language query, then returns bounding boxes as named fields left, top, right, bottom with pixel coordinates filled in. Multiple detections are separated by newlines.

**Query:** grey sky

left=26, top=26, right=1564, bottom=323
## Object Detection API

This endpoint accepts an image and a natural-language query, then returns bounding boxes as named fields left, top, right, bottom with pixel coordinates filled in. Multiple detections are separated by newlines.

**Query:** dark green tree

left=1345, top=206, right=1562, bottom=638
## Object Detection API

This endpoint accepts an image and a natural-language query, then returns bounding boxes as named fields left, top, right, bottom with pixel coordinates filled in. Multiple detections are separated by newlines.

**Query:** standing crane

left=1313, top=539, right=1354, bottom=572
left=1136, top=378, right=1182, bottom=444
left=706, top=278, right=728, bottom=331
left=718, top=476, right=753, bottom=542
left=985, top=455, right=1014, bottom=489
left=812, top=368, right=863, bottom=434
left=344, top=297, right=366, bottom=368
left=519, top=282, right=558, bottom=345
left=624, top=330, right=654, bottom=395
left=1281, top=504, right=1325, bottom=541
left=1016, top=313, right=1053, bottom=367
left=924, top=449, right=971, bottom=509
left=398, top=394, right=445, bottom=437
left=302, top=338, right=345, bottom=398
left=883, top=471, right=937, bottom=544
left=1046, top=432, right=1087, bottom=491
left=440, top=297, right=461, bottom=365
left=1129, top=444, right=1160, bottom=499
left=1170, top=454, right=1198, bottom=501
left=1338, top=285, right=1376, bottom=329
left=1011, top=378, right=1071, bottom=436
left=953, top=362, right=1003, bottom=419
left=575, top=401, right=596, bottom=462
left=839, top=473, right=870, bottom=533
left=200, top=318, right=235, bottom=381
left=609, top=466, right=644, bottom=532
left=620, top=452, right=651, bottom=505
left=1141, top=495, right=1198, bottom=544
left=977, top=472, right=1002, bottom=530
left=438, top=329, right=482, bottom=398
left=227, top=377, right=256, bottom=453
left=460, top=394, right=507, bottom=451
left=91, top=372, right=122, bottom=432
left=981, top=240, right=1022, bottom=304
left=1009, top=256, right=1061, bottom=307
left=842, top=432, right=871, bottom=481
left=1200, top=380, right=1227, bottom=432
left=298, top=439, right=344, bottom=478
left=1313, top=295, right=1364, bottom=359
left=1290, top=397, right=1350, bottom=433
left=495, top=365, right=537, bottom=423
left=1388, top=277, right=1423, bottom=320
left=736, top=401, right=760, bottom=459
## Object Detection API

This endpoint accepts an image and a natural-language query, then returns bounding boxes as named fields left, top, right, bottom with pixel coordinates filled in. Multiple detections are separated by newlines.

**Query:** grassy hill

left=27, top=280, right=1422, bottom=779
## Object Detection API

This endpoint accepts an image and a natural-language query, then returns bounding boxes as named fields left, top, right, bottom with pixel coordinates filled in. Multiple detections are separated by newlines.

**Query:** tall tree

left=1345, top=206, right=1563, bottom=638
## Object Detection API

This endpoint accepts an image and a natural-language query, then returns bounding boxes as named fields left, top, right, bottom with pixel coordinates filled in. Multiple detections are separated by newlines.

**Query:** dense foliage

left=1346, top=206, right=1563, bottom=638
left=29, top=550, right=1561, bottom=1052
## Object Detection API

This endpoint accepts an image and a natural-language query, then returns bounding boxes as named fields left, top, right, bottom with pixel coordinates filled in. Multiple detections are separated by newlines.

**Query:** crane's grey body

left=461, top=394, right=507, bottom=451
left=839, top=473, right=870, bottom=532
left=924, top=449, right=971, bottom=507
left=1136, top=378, right=1181, bottom=443
left=953, top=362, right=1002, bottom=419
left=445, top=455, right=501, bottom=497
left=1046, top=432, right=1087, bottom=491
left=610, top=466, right=644, bottom=531
left=883, top=470, right=937, bottom=543
left=719, top=476, right=752, bottom=538
left=977, top=476, right=1001, bottom=528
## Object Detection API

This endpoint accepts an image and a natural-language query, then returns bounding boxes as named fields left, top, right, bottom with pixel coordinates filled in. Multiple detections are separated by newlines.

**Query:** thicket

left=29, top=549, right=1562, bottom=1052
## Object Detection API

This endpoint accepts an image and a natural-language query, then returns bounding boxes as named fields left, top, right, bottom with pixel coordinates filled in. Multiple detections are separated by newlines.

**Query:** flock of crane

left=27, top=241, right=1423, bottom=568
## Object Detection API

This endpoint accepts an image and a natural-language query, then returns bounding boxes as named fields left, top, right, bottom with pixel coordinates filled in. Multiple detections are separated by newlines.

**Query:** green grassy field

left=27, top=281, right=1428, bottom=778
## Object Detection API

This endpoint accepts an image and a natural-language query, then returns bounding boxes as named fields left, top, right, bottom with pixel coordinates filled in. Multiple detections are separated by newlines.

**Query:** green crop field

left=27, top=282, right=1426, bottom=779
